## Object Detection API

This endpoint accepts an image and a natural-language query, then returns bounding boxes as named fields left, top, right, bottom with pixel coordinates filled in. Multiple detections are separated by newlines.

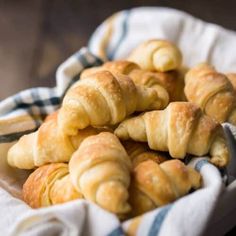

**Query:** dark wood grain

left=0, top=0, right=235, bottom=100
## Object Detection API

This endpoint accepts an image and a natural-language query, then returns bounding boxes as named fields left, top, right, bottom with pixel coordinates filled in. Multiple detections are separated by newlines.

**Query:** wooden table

left=0, top=0, right=235, bottom=99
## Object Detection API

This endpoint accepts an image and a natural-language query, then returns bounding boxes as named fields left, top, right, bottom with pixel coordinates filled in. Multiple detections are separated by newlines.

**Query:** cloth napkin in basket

left=1, top=7, right=236, bottom=236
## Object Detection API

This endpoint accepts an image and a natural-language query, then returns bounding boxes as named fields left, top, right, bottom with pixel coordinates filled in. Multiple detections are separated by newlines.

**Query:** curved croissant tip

left=7, top=147, right=16, bottom=167
left=114, top=125, right=129, bottom=140
left=150, top=98, right=163, bottom=110
left=153, top=54, right=178, bottom=72
left=210, top=155, right=229, bottom=168
left=7, top=143, right=35, bottom=169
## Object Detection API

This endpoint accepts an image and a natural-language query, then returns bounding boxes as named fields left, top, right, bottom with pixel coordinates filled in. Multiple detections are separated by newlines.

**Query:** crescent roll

left=185, top=63, right=236, bottom=125
left=127, top=39, right=182, bottom=72
left=59, top=71, right=160, bottom=135
left=123, top=141, right=168, bottom=167
left=69, top=132, right=132, bottom=217
left=115, top=102, right=229, bottom=167
left=23, top=163, right=83, bottom=208
left=129, top=159, right=201, bottom=217
left=81, top=60, right=169, bottom=108
left=8, top=111, right=100, bottom=169
left=227, top=73, right=236, bottom=92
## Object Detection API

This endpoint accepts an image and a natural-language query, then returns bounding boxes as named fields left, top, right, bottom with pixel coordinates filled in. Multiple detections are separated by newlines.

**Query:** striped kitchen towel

left=88, top=7, right=236, bottom=72
left=1, top=7, right=236, bottom=236
left=0, top=48, right=103, bottom=198
left=4, top=157, right=224, bottom=236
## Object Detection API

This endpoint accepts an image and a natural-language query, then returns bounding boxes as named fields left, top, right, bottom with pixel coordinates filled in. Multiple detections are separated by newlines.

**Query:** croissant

left=82, top=61, right=187, bottom=102
left=127, top=39, right=182, bottom=72
left=146, top=68, right=186, bottom=102
left=123, top=141, right=168, bottom=167
left=69, top=132, right=132, bottom=217
left=23, top=163, right=83, bottom=208
left=59, top=70, right=161, bottom=135
left=227, top=73, right=236, bottom=92
left=184, top=63, right=236, bottom=124
left=8, top=111, right=100, bottom=169
left=129, top=159, right=201, bottom=217
left=81, top=60, right=169, bottom=108
left=115, top=102, right=229, bottom=167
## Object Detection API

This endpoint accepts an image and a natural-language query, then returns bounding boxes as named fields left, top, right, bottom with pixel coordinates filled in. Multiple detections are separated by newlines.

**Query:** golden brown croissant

left=81, top=60, right=169, bottom=108
left=23, top=163, right=83, bottom=208
left=7, top=111, right=100, bottom=169
left=115, top=102, right=229, bottom=167
left=81, top=60, right=187, bottom=102
left=185, top=63, right=236, bottom=124
left=144, top=68, right=186, bottom=102
left=127, top=39, right=182, bottom=72
left=123, top=141, right=168, bottom=167
left=69, top=132, right=132, bottom=216
left=227, top=73, right=236, bottom=92
left=59, top=70, right=161, bottom=135
left=129, top=159, right=201, bottom=217
left=150, top=66, right=187, bottom=102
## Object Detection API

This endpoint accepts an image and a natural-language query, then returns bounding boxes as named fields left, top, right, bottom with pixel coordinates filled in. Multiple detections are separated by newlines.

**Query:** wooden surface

left=0, top=0, right=235, bottom=100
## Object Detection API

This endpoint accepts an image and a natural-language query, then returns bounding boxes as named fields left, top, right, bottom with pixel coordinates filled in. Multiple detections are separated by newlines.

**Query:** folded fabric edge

left=88, top=6, right=236, bottom=62
left=0, top=48, right=103, bottom=144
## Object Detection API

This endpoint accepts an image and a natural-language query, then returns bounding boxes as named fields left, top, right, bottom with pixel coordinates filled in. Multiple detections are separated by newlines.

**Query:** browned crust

left=50, top=175, right=83, bottom=204
left=227, top=73, right=236, bottom=91
left=129, top=159, right=201, bottom=216
left=123, top=140, right=168, bottom=167
left=23, top=163, right=68, bottom=208
left=185, top=63, right=236, bottom=124
left=132, top=160, right=176, bottom=206
left=81, top=60, right=140, bottom=80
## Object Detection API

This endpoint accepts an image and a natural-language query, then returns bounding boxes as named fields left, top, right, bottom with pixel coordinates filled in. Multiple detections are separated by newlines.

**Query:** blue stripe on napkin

left=74, top=49, right=103, bottom=68
left=0, top=48, right=103, bottom=143
left=148, top=204, right=173, bottom=236
left=0, top=128, right=37, bottom=143
left=13, top=93, right=41, bottom=128
left=12, top=93, right=60, bottom=112
left=31, top=89, right=50, bottom=118
left=61, top=50, right=103, bottom=99
left=195, top=159, right=209, bottom=172
left=107, top=226, right=124, bottom=236
left=107, top=10, right=130, bottom=60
